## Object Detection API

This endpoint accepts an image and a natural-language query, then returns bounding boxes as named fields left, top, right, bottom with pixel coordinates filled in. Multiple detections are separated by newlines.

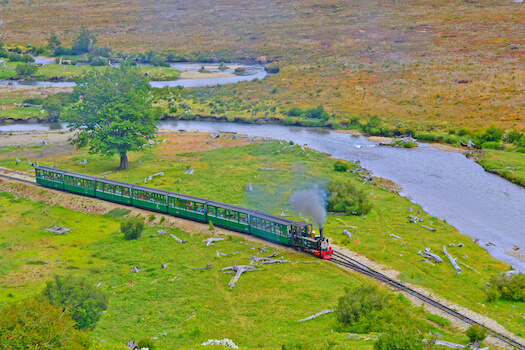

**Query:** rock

left=513, top=245, right=520, bottom=251
left=126, top=340, right=138, bottom=349
left=486, top=241, right=496, bottom=247
left=347, top=334, right=359, bottom=338
left=407, top=207, right=413, bottom=212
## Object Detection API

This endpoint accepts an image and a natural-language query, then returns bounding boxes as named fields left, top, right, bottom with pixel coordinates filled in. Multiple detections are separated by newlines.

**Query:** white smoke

left=289, top=188, right=328, bottom=228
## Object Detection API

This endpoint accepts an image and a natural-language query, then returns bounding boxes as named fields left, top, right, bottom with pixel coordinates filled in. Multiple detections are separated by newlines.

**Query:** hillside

left=2, top=0, right=524, bottom=130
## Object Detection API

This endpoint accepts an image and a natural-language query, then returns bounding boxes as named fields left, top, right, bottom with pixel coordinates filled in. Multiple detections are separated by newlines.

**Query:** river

left=0, top=62, right=267, bottom=88
left=2, top=120, right=525, bottom=272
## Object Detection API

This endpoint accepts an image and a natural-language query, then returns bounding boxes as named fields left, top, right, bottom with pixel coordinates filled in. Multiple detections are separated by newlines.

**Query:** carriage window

left=208, top=206, right=216, bottom=217
left=217, top=208, right=225, bottom=218
left=256, top=218, right=262, bottom=229
left=104, top=184, right=110, bottom=192
left=96, top=183, right=103, bottom=190
left=195, top=203, right=205, bottom=213
left=230, top=211, right=238, bottom=222
left=123, top=188, right=129, bottom=196
left=187, top=201, right=195, bottom=211
left=239, top=213, right=248, bottom=224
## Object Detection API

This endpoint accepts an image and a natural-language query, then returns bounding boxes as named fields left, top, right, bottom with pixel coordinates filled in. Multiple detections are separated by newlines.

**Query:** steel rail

left=331, top=250, right=524, bottom=349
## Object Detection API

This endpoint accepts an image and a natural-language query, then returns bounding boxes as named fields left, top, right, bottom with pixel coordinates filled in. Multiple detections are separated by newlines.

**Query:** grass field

left=1, top=131, right=523, bottom=342
left=0, top=184, right=471, bottom=349
left=2, top=0, right=524, bottom=131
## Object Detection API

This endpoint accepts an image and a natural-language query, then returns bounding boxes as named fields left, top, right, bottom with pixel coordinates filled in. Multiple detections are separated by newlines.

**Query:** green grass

left=476, top=148, right=525, bottom=187
left=0, top=190, right=464, bottom=349
left=1, top=135, right=523, bottom=339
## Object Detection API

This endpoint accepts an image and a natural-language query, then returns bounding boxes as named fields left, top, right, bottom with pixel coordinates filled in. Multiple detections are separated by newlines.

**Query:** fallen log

left=443, top=246, right=462, bottom=274
left=408, top=215, right=424, bottom=223
left=250, top=256, right=289, bottom=264
left=422, top=247, right=442, bottom=263
left=170, top=233, right=187, bottom=244
left=45, top=226, right=71, bottom=235
left=258, top=167, right=287, bottom=171
left=130, top=265, right=142, bottom=273
left=297, top=309, right=334, bottom=322
left=203, top=237, right=224, bottom=246
left=183, top=167, right=194, bottom=175
left=222, top=263, right=262, bottom=289
left=420, top=225, right=436, bottom=232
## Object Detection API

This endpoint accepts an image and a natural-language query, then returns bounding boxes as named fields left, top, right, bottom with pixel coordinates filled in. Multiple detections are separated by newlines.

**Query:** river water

left=2, top=120, right=524, bottom=272
left=0, top=62, right=267, bottom=88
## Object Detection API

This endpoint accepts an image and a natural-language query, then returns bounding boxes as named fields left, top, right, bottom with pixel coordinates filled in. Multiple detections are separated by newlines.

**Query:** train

left=35, top=165, right=333, bottom=259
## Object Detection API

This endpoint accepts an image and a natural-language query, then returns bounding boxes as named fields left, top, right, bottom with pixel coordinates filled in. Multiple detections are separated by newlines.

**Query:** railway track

left=0, top=171, right=523, bottom=348
left=331, top=250, right=525, bottom=349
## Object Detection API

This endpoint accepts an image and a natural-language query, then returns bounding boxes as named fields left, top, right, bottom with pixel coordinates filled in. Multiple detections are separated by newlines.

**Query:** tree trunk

left=119, top=152, right=129, bottom=170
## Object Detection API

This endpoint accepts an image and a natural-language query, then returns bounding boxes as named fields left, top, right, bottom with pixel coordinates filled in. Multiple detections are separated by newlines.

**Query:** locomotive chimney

left=319, top=227, right=324, bottom=240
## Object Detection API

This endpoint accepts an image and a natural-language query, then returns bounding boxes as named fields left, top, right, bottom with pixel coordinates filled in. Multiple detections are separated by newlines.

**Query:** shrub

left=374, top=328, right=430, bottom=350
left=485, top=288, right=501, bottom=303
left=286, top=106, right=303, bottom=117
left=465, top=325, right=487, bottom=343
left=23, top=97, right=44, bottom=105
left=160, top=215, right=166, bottom=224
left=121, top=216, right=145, bottom=240
left=327, top=181, right=372, bottom=215
left=15, top=63, right=37, bottom=78
left=209, top=220, right=215, bottom=231
left=0, top=297, right=89, bottom=349
left=334, top=160, right=350, bottom=172
left=148, top=213, right=156, bottom=222
left=480, top=124, right=503, bottom=143
left=336, top=285, right=389, bottom=330
left=481, top=141, right=502, bottom=150
left=138, top=337, right=156, bottom=349
left=41, top=275, right=109, bottom=330
left=487, top=273, right=525, bottom=301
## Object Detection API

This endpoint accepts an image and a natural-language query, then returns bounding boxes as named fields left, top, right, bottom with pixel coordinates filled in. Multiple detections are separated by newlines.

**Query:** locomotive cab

left=291, top=223, right=333, bottom=259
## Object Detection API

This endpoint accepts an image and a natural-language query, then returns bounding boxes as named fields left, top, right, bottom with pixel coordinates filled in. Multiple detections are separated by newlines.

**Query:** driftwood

left=146, top=172, right=164, bottom=182
left=343, top=229, right=352, bottom=238
left=443, top=246, right=462, bottom=274
left=216, top=251, right=239, bottom=258
left=201, top=339, right=239, bottom=349
left=99, top=171, right=112, bottom=176
left=183, top=167, right=194, bottom=175
left=203, top=237, right=224, bottom=246
left=408, top=215, right=424, bottom=223
left=77, top=159, right=88, bottom=164
left=222, top=263, right=262, bottom=289
left=420, top=225, right=436, bottom=232
left=297, top=309, right=334, bottom=322
left=280, top=210, right=290, bottom=217
left=246, top=183, right=253, bottom=191
left=250, top=256, right=289, bottom=264
left=258, top=167, right=287, bottom=171
left=170, top=233, right=187, bottom=244
left=126, top=340, right=138, bottom=349
left=130, top=265, right=142, bottom=273
left=157, top=229, right=169, bottom=236
left=161, top=263, right=168, bottom=269
left=421, top=247, right=443, bottom=263
left=389, top=233, right=403, bottom=240
left=45, top=226, right=71, bottom=235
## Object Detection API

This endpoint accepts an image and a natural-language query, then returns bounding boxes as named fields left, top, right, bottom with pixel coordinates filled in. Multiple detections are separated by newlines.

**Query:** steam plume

left=289, top=188, right=328, bottom=228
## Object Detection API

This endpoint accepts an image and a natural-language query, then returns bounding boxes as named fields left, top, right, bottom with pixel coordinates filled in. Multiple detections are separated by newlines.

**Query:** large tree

left=67, top=65, right=158, bottom=170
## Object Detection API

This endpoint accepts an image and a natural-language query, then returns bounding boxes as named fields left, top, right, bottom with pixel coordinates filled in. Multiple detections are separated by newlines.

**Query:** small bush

left=327, top=181, right=372, bottom=215
left=138, top=337, right=156, bottom=349
left=486, top=288, right=501, bottom=303
left=481, top=141, right=502, bottom=150
left=488, top=273, right=525, bottom=301
left=41, top=275, right=109, bottom=330
left=209, top=220, right=215, bottom=231
left=374, top=328, right=430, bottom=350
left=121, top=216, right=145, bottom=240
left=465, top=325, right=487, bottom=343
left=0, top=297, right=89, bottom=349
left=160, top=215, right=166, bottom=224
left=336, top=285, right=389, bottom=330
left=148, top=213, right=156, bottom=222
left=334, top=160, right=350, bottom=172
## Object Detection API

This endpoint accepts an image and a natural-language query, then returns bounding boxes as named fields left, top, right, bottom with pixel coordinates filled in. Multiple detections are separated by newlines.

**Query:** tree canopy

left=66, top=65, right=158, bottom=169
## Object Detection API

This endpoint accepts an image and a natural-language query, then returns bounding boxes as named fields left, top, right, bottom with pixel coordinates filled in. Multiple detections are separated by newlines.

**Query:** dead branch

left=297, top=309, right=334, bottom=322
left=170, top=233, right=187, bottom=243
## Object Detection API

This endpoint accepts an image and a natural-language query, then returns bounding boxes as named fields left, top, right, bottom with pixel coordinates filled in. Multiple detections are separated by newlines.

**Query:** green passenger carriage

left=34, top=165, right=333, bottom=259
